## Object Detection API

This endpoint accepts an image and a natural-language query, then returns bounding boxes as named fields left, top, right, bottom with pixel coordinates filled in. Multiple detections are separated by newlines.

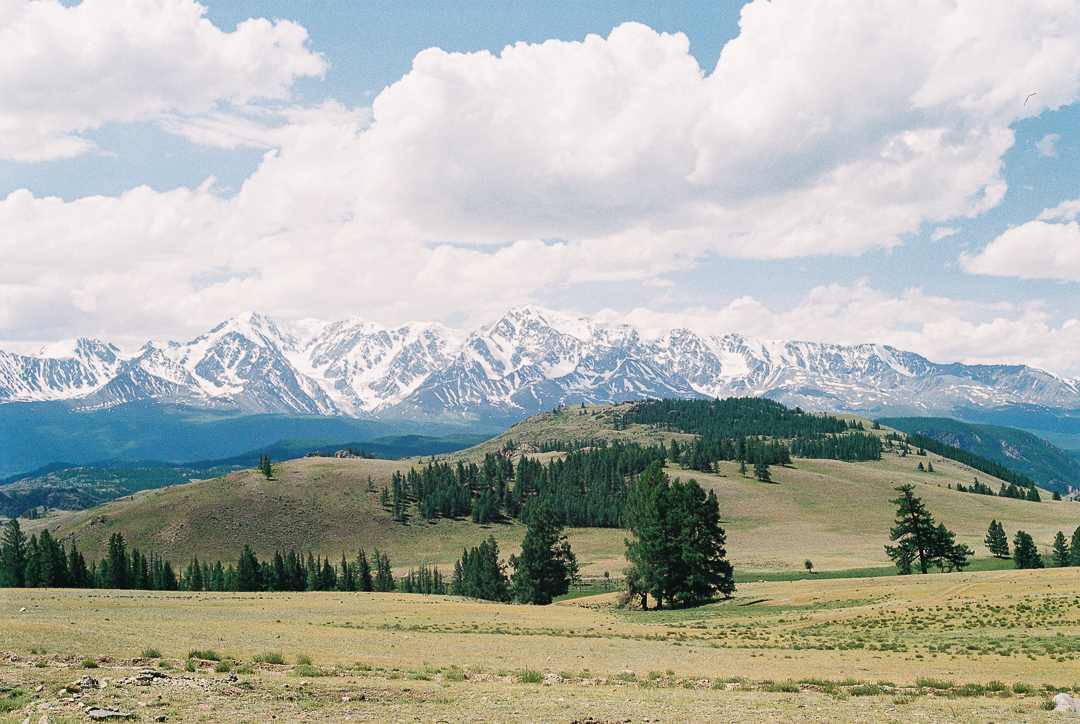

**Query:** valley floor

left=4, top=566, right=1080, bottom=722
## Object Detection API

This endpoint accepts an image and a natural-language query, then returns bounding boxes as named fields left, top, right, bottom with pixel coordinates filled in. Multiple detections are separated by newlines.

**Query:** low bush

left=253, top=652, right=285, bottom=665
left=141, top=648, right=162, bottom=658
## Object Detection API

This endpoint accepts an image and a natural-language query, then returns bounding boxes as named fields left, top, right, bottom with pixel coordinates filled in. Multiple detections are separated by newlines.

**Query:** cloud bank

left=2, top=0, right=1080, bottom=375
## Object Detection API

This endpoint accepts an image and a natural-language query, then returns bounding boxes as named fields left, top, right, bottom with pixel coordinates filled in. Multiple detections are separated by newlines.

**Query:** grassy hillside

left=47, top=425, right=1080, bottom=578
left=880, top=416, right=1080, bottom=493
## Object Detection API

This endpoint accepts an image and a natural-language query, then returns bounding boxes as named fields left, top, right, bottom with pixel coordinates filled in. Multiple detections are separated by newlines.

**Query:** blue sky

left=2, top=0, right=1079, bottom=377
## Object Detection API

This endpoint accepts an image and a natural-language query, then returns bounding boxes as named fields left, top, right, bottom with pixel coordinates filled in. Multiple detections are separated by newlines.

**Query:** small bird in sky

left=1024, top=92, right=1037, bottom=106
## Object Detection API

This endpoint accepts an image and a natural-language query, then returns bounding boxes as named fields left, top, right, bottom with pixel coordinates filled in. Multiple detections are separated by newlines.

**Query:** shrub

left=141, top=647, right=162, bottom=658
left=188, top=649, right=221, bottom=661
left=253, top=652, right=285, bottom=665
left=295, top=654, right=312, bottom=666
left=234, top=664, right=255, bottom=674
left=520, top=668, right=544, bottom=684
left=34, top=660, right=48, bottom=669
left=916, top=677, right=954, bottom=690
left=850, top=684, right=884, bottom=696
left=444, top=667, right=466, bottom=682
left=987, top=681, right=1008, bottom=692
left=184, top=660, right=196, bottom=672
left=763, top=680, right=800, bottom=693
left=80, top=657, right=99, bottom=669
left=1013, top=682, right=1035, bottom=695
left=293, top=664, right=325, bottom=677
left=214, top=661, right=231, bottom=673
left=1041, top=698, right=1057, bottom=711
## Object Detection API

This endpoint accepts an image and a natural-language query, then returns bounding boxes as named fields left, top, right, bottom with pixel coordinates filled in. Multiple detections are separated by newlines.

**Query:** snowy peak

left=1, top=309, right=1079, bottom=422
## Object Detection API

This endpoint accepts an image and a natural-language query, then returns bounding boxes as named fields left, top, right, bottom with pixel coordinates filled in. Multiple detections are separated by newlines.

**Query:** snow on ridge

left=2, top=309, right=1080, bottom=418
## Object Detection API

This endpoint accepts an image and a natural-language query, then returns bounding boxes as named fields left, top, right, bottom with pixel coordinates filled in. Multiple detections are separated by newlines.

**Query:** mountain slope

left=2, top=307, right=1079, bottom=436
left=878, top=417, right=1080, bottom=493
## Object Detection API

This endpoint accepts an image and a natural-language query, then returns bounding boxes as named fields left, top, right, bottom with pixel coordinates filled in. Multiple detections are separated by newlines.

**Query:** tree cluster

left=624, top=462, right=735, bottom=609
left=884, top=484, right=971, bottom=574
left=450, top=535, right=509, bottom=601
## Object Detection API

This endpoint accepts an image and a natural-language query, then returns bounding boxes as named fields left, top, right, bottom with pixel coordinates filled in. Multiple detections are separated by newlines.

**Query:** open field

left=39, top=437, right=1080, bottom=578
left=4, top=566, right=1080, bottom=722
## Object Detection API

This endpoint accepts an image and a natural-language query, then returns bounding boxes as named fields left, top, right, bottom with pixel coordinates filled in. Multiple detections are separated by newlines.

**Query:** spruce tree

left=0, top=518, right=28, bottom=587
left=1071, top=525, right=1080, bottom=567
left=1052, top=531, right=1070, bottom=567
left=510, top=501, right=578, bottom=605
left=105, top=533, right=129, bottom=589
left=624, top=462, right=734, bottom=609
left=356, top=549, right=373, bottom=592
left=236, top=545, right=262, bottom=591
left=1013, top=530, right=1043, bottom=569
left=985, top=520, right=1010, bottom=558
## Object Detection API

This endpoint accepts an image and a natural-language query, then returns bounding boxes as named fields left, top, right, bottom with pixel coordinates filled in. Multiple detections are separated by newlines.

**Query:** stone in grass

left=1053, top=693, right=1080, bottom=712
left=86, top=710, right=133, bottom=721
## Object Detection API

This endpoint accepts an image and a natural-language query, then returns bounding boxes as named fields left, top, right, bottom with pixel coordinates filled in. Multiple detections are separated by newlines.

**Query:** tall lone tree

left=624, top=461, right=735, bottom=609
left=510, top=501, right=578, bottom=605
left=1052, top=531, right=1071, bottom=567
left=885, top=484, right=969, bottom=574
left=1013, top=530, right=1044, bottom=569
left=985, top=520, right=1010, bottom=558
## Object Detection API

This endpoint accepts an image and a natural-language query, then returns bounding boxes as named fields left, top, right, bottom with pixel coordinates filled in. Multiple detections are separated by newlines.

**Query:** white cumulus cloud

left=0, top=0, right=325, bottom=161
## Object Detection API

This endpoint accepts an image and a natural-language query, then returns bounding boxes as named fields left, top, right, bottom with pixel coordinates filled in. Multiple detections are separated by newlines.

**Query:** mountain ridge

left=3, top=306, right=1079, bottom=432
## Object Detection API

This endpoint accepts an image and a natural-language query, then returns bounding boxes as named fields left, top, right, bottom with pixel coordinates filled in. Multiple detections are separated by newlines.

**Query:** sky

left=2, top=0, right=1080, bottom=377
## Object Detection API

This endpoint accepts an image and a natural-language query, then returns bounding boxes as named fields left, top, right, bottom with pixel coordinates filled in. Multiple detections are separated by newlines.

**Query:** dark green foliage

left=754, top=458, right=772, bottom=483
left=0, top=519, right=28, bottom=587
left=356, top=549, right=373, bottom=592
left=1052, top=531, right=1070, bottom=567
left=1071, top=526, right=1080, bottom=567
left=104, top=532, right=130, bottom=589
left=956, top=477, right=995, bottom=496
left=624, top=462, right=734, bottom=609
left=372, top=548, right=395, bottom=592
left=620, top=397, right=882, bottom=464
left=985, top=520, right=1010, bottom=558
left=885, top=484, right=969, bottom=574
left=1013, top=530, right=1044, bottom=569
left=257, top=453, right=273, bottom=480
left=510, top=501, right=578, bottom=605
left=451, top=536, right=509, bottom=601
left=399, top=564, right=445, bottom=594
left=236, top=545, right=261, bottom=591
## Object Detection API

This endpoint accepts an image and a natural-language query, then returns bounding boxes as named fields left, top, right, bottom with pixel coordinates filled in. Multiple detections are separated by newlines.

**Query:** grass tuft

left=188, top=649, right=221, bottom=661
left=141, top=647, right=162, bottom=658
left=253, top=652, right=285, bottom=665
left=295, top=653, right=312, bottom=666
left=520, top=668, right=544, bottom=684
left=80, top=656, right=99, bottom=669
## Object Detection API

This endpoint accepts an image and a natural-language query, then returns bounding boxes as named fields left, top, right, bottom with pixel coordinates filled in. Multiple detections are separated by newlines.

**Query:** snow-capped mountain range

left=2, top=306, right=1079, bottom=424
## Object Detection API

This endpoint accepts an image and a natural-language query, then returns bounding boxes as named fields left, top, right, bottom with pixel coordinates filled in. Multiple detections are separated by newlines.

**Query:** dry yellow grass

left=3, top=566, right=1080, bottom=722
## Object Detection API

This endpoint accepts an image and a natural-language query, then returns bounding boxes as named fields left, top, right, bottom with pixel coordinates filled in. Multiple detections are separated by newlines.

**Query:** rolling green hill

left=44, top=403, right=1080, bottom=579
left=879, top=417, right=1080, bottom=493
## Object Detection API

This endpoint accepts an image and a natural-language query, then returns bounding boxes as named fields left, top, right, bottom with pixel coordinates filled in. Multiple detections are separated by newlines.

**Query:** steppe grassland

left=5, top=567, right=1080, bottom=722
